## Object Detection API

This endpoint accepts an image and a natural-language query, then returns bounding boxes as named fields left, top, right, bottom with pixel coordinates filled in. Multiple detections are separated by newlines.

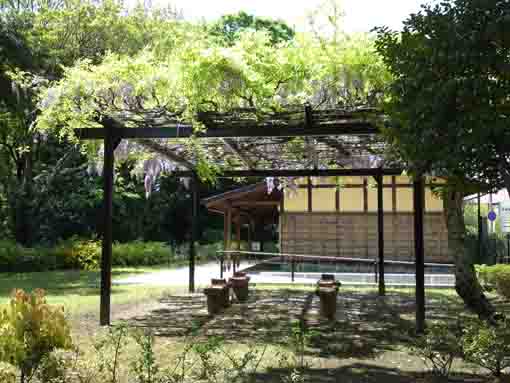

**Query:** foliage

left=0, top=239, right=201, bottom=272
left=210, top=11, right=295, bottom=46
left=286, top=320, right=319, bottom=370
left=36, top=349, right=74, bottom=383
left=36, top=20, right=389, bottom=161
left=65, top=327, right=280, bottom=383
left=410, top=322, right=462, bottom=377
left=475, top=264, right=510, bottom=299
left=130, top=330, right=160, bottom=383
left=0, top=362, right=17, bottom=383
left=0, top=0, right=182, bottom=244
left=0, top=289, right=73, bottom=383
left=462, top=319, right=510, bottom=377
left=374, top=0, right=510, bottom=190
left=93, top=323, right=130, bottom=383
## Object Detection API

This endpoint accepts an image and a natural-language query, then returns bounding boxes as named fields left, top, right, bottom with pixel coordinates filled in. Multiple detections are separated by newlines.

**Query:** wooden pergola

left=75, top=105, right=427, bottom=333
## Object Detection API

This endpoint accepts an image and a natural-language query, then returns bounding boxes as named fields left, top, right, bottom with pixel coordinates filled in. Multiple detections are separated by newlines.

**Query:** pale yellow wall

left=284, top=188, right=307, bottom=212
left=425, top=188, right=444, bottom=211
left=396, top=188, right=414, bottom=212
left=340, top=188, right=364, bottom=212
left=282, top=176, right=445, bottom=213
left=313, top=188, right=336, bottom=212
left=367, top=187, right=393, bottom=212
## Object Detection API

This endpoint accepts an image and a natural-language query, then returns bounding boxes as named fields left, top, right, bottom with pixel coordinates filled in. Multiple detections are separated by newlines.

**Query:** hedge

left=476, top=264, right=510, bottom=299
left=0, top=239, right=221, bottom=272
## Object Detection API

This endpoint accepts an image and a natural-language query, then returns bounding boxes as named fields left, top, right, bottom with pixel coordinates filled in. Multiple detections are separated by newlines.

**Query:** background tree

left=210, top=11, right=295, bottom=46
left=0, top=0, right=182, bottom=243
left=374, top=0, right=510, bottom=319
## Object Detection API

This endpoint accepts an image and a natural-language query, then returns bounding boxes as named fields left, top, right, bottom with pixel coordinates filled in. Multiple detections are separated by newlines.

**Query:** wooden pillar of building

left=247, top=221, right=252, bottom=251
left=234, top=214, right=241, bottom=273
left=236, top=215, right=241, bottom=250
left=413, top=176, right=426, bottom=333
left=376, top=172, right=385, bottom=296
left=100, top=119, right=118, bottom=326
left=224, top=202, right=232, bottom=250
left=189, top=174, right=199, bottom=293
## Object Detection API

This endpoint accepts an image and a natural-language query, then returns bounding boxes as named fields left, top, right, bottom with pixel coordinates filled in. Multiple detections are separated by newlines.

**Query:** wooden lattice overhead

left=77, top=104, right=393, bottom=173
left=76, top=102, right=429, bottom=334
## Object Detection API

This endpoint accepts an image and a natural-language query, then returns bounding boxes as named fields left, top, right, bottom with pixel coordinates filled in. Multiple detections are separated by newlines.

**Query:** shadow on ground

left=248, top=363, right=485, bottom=383
left=122, top=286, right=504, bottom=381
left=0, top=269, right=155, bottom=298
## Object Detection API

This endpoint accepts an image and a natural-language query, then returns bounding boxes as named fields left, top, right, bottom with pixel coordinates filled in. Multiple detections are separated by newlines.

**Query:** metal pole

left=189, top=174, right=199, bottom=293
left=220, top=253, right=224, bottom=279
left=376, top=172, right=386, bottom=296
left=291, top=257, right=295, bottom=282
left=100, top=122, right=115, bottom=326
left=413, top=177, right=425, bottom=334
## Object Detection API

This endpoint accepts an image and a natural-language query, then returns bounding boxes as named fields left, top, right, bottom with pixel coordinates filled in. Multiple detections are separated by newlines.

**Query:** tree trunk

left=444, top=189, right=496, bottom=320
left=501, top=166, right=510, bottom=204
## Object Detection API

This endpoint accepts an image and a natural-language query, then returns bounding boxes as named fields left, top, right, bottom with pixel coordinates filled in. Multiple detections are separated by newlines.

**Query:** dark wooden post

left=235, top=216, right=241, bottom=272
left=189, top=173, right=199, bottom=293
left=307, top=176, right=312, bottom=212
left=100, top=120, right=116, bottom=326
left=225, top=203, right=232, bottom=250
left=413, top=176, right=425, bottom=334
left=477, top=192, right=482, bottom=262
left=291, top=257, right=295, bottom=282
left=247, top=221, right=252, bottom=253
left=376, top=172, right=385, bottom=296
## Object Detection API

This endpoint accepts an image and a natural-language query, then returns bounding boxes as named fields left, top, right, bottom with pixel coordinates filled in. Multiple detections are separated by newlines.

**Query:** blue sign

left=488, top=210, right=497, bottom=222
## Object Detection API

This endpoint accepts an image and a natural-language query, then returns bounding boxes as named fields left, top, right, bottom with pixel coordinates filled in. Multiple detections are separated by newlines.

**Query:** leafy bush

left=0, top=289, right=73, bottom=383
left=36, top=349, right=74, bottom=383
left=112, top=241, right=172, bottom=267
left=462, top=319, right=510, bottom=377
left=0, top=239, right=208, bottom=272
left=0, top=362, right=16, bottom=383
left=131, top=330, right=161, bottom=383
left=475, top=264, right=510, bottom=298
left=94, top=324, right=130, bottom=383
left=411, top=322, right=462, bottom=377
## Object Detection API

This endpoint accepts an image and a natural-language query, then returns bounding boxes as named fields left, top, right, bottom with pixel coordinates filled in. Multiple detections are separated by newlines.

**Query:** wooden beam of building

left=231, top=201, right=280, bottom=207
left=75, top=121, right=377, bottom=140
left=173, top=168, right=403, bottom=178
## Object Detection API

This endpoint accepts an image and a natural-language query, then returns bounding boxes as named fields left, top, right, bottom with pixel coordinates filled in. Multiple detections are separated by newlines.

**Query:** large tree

left=375, top=0, right=510, bottom=319
left=0, top=0, right=181, bottom=243
left=210, top=11, right=295, bottom=46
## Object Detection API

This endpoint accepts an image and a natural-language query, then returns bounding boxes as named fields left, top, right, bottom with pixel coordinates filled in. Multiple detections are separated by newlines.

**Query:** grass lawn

left=0, top=265, right=178, bottom=316
left=1, top=269, right=509, bottom=382
left=69, top=285, right=507, bottom=383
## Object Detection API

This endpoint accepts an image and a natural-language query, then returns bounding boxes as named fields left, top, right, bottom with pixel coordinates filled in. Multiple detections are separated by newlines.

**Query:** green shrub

left=0, top=289, right=73, bottom=383
left=0, top=362, right=16, bottom=383
left=475, top=264, right=510, bottom=298
left=462, top=319, right=510, bottom=377
left=411, top=322, right=462, bottom=377
left=0, top=241, right=58, bottom=272
left=113, top=241, right=172, bottom=267
left=36, top=349, right=74, bottom=383
left=197, top=242, right=222, bottom=260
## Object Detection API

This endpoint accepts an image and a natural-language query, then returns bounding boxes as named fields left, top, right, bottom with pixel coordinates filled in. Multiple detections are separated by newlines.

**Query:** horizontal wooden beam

left=138, top=139, right=194, bottom=169
left=173, top=168, right=403, bottom=178
left=231, top=201, right=280, bottom=207
left=75, top=121, right=377, bottom=140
